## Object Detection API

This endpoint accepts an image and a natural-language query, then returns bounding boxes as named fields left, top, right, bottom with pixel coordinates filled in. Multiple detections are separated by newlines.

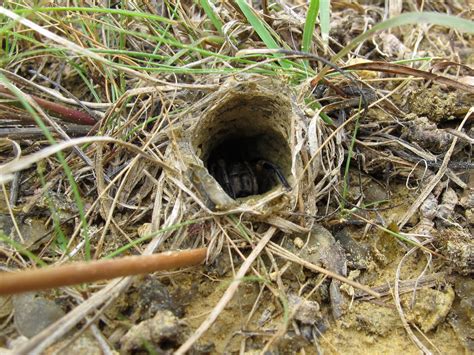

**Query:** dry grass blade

left=0, top=126, right=91, bottom=139
left=356, top=272, right=446, bottom=299
left=0, top=136, right=174, bottom=181
left=340, top=61, right=474, bottom=94
left=398, top=107, right=473, bottom=228
left=431, top=61, right=474, bottom=75
left=175, top=227, right=277, bottom=354
left=267, top=242, right=381, bottom=298
left=394, top=241, right=434, bottom=354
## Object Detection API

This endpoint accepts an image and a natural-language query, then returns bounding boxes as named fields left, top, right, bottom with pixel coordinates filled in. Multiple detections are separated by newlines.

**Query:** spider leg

left=211, top=159, right=236, bottom=198
left=257, top=160, right=291, bottom=190
left=244, top=161, right=259, bottom=195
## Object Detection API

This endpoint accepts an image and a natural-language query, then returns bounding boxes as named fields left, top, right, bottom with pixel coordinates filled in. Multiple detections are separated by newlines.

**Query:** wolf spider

left=209, top=158, right=291, bottom=199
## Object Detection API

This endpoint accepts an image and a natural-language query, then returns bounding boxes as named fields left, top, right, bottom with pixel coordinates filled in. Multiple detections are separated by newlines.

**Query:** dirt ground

left=0, top=1, right=473, bottom=354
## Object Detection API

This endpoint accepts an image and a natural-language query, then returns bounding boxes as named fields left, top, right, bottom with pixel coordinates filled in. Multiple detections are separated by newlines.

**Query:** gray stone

left=13, top=293, right=64, bottom=338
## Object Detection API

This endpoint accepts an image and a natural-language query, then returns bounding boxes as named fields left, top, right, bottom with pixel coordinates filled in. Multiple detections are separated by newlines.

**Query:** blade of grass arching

left=12, top=3, right=218, bottom=66
left=341, top=111, right=360, bottom=211
left=4, top=30, right=164, bottom=66
left=311, top=12, right=474, bottom=83
left=96, top=23, right=229, bottom=61
left=163, top=35, right=225, bottom=66
left=0, top=75, right=91, bottom=260
left=116, top=65, right=276, bottom=75
left=91, top=48, right=166, bottom=61
left=319, top=0, right=330, bottom=46
left=234, top=0, right=292, bottom=69
left=200, top=0, right=223, bottom=33
left=335, top=12, right=474, bottom=61
left=95, top=23, right=270, bottom=70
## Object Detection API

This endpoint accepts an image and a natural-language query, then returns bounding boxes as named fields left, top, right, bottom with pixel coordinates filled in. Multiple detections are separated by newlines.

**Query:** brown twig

left=0, top=248, right=207, bottom=295
left=0, top=86, right=97, bottom=126
left=355, top=272, right=446, bottom=299
left=0, top=126, right=91, bottom=139
left=267, top=242, right=382, bottom=299
left=339, top=61, right=474, bottom=94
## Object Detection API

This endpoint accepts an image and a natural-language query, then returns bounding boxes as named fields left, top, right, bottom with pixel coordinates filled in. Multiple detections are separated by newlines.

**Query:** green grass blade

left=301, top=0, right=319, bottom=54
left=0, top=232, right=46, bottom=266
left=313, top=101, right=334, bottom=125
left=234, top=0, right=292, bottom=69
left=14, top=6, right=177, bottom=25
left=104, top=219, right=203, bottom=259
left=235, top=0, right=278, bottom=49
left=200, top=0, right=223, bottom=33
left=333, top=12, right=474, bottom=62
left=319, top=0, right=330, bottom=45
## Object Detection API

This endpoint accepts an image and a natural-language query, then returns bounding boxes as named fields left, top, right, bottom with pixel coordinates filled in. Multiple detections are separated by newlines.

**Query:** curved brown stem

left=0, top=86, right=97, bottom=125
left=0, top=248, right=207, bottom=295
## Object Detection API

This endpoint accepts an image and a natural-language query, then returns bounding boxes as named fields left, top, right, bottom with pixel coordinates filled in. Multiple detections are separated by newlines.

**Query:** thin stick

left=0, top=86, right=96, bottom=125
left=0, top=126, right=91, bottom=139
left=355, top=272, right=446, bottom=299
left=267, top=242, right=382, bottom=298
left=0, top=248, right=207, bottom=295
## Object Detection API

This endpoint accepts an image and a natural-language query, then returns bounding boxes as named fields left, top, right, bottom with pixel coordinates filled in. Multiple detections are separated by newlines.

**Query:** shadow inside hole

left=206, top=135, right=290, bottom=199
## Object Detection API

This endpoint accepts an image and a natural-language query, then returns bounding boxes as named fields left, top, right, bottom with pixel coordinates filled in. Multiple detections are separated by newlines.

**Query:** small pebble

left=13, top=293, right=64, bottom=338
left=293, top=237, right=304, bottom=249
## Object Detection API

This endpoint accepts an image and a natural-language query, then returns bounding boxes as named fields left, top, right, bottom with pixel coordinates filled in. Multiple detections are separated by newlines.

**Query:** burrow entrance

left=192, top=92, right=293, bottom=199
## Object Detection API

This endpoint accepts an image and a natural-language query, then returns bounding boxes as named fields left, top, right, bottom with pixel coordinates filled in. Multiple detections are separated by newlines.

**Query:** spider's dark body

left=209, top=158, right=290, bottom=199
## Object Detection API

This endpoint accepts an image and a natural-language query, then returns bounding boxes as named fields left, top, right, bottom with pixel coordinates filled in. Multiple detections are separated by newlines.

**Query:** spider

left=209, top=158, right=291, bottom=199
